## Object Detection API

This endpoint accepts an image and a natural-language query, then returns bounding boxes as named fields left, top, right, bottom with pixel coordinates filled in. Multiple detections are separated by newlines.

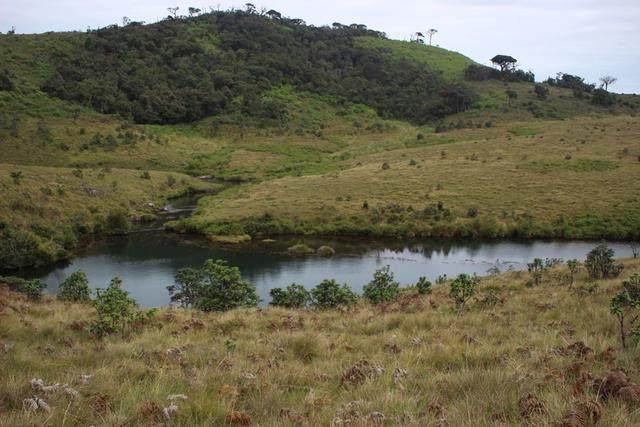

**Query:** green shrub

left=105, top=210, right=131, bottom=235
left=10, top=171, right=22, bottom=184
left=270, top=283, right=310, bottom=308
left=586, top=243, right=623, bottom=279
left=287, top=243, right=315, bottom=256
left=363, top=266, right=400, bottom=304
left=20, top=279, right=47, bottom=301
left=91, top=277, right=139, bottom=338
left=57, top=270, right=91, bottom=302
left=140, top=170, right=151, bottom=179
left=610, top=273, right=640, bottom=348
left=527, top=258, right=545, bottom=286
left=449, top=273, right=478, bottom=310
left=534, top=83, right=549, bottom=100
left=317, top=246, right=335, bottom=257
left=167, top=267, right=203, bottom=308
left=194, top=259, right=259, bottom=312
left=416, top=277, right=432, bottom=294
left=566, top=259, right=581, bottom=287
left=311, top=279, right=357, bottom=309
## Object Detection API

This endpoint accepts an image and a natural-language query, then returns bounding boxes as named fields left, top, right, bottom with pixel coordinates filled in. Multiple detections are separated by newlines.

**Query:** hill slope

left=1, top=9, right=639, bottom=269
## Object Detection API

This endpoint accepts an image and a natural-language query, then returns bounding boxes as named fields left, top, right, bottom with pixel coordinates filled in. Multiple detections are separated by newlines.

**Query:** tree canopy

left=42, top=10, right=474, bottom=125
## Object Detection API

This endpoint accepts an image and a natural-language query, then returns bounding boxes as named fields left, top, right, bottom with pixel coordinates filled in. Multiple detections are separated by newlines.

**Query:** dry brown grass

left=1, top=259, right=640, bottom=425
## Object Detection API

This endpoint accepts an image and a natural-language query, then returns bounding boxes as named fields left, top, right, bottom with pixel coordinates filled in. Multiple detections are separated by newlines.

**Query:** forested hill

left=38, top=10, right=479, bottom=125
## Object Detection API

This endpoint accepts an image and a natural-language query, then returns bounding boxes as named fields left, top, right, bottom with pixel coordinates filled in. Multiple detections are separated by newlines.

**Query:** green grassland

left=1, top=259, right=640, bottom=425
left=1, top=18, right=639, bottom=269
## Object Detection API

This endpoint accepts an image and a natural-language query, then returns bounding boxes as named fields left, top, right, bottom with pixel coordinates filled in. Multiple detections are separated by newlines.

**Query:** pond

left=23, top=233, right=635, bottom=307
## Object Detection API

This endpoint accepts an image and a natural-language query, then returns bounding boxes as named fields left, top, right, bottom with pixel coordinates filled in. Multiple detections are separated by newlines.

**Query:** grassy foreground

left=1, top=259, right=640, bottom=425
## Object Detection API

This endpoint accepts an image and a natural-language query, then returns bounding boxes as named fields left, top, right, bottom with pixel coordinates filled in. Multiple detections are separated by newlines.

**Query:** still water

left=26, top=233, right=634, bottom=307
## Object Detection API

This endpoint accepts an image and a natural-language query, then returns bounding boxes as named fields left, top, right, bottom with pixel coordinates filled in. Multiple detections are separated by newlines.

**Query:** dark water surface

left=24, top=233, right=634, bottom=307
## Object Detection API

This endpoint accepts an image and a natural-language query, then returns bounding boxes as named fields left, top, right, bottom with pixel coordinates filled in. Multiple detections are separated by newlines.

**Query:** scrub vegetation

left=1, top=250, right=640, bottom=425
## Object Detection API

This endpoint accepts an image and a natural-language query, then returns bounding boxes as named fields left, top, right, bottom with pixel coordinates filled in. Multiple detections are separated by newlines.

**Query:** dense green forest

left=41, top=10, right=476, bottom=125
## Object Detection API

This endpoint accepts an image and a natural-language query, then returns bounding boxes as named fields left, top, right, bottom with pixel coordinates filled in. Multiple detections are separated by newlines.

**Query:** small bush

left=381, top=162, right=390, bottom=170
left=449, top=274, right=478, bottom=310
left=105, top=210, right=131, bottom=234
left=317, top=246, right=335, bottom=257
left=467, top=207, right=478, bottom=218
left=311, top=279, right=357, bottom=309
left=140, top=170, right=151, bottom=179
left=194, top=259, right=259, bottom=312
left=57, top=270, right=91, bottom=302
left=270, top=283, right=310, bottom=308
left=167, top=267, right=202, bottom=308
left=416, top=277, right=432, bottom=294
left=166, top=175, right=176, bottom=187
left=10, top=171, right=22, bottom=184
left=586, top=243, right=623, bottom=279
left=21, top=279, right=47, bottom=301
left=287, top=243, right=315, bottom=256
left=534, top=83, right=549, bottom=100
left=527, top=258, right=545, bottom=286
left=363, top=266, right=400, bottom=304
left=91, top=277, right=148, bottom=338
left=610, top=273, right=640, bottom=348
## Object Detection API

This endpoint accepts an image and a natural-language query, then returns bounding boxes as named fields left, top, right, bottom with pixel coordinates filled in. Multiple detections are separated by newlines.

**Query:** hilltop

left=1, top=8, right=639, bottom=269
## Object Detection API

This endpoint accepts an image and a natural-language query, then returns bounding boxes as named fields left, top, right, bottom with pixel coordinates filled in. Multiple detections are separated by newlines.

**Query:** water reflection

left=19, top=233, right=634, bottom=307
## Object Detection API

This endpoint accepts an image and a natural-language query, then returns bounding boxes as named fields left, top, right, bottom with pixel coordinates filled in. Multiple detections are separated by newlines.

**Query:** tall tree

left=599, top=75, right=617, bottom=91
left=167, top=7, right=179, bottom=18
left=426, top=28, right=438, bottom=45
left=491, top=55, right=517, bottom=72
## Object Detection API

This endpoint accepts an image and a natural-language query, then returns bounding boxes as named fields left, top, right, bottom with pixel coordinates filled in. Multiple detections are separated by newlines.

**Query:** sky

left=2, top=0, right=639, bottom=93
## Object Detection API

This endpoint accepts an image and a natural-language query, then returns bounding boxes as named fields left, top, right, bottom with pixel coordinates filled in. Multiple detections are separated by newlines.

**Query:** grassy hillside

left=355, top=36, right=475, bottom=80
left=0, top=164, right=211, bottom=268
left=1, top=9, right=639, bottom=270
left=1, top=258, right=640, bottom=425
left=177, top=114, right=640, bottom=240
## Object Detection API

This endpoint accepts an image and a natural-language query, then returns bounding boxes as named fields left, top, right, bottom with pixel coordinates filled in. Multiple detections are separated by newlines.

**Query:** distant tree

left=599, top=75, right=617, bottom=91
left=413, top=32, right=425, bottom=44
left=121, top=16, right=131, bottom=26
left=245, top=3, right=256, bottom=13
left=167, top=7, right=179, bottom=18
left=7, top=26, right=15, bottom=35
left=188, top=7, right=201, bottom=17
left=491, top=55, right=517, bottom=72
left=266, top=9, right=282, bottom=19
left=426, top=28, right=438, bottom=45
